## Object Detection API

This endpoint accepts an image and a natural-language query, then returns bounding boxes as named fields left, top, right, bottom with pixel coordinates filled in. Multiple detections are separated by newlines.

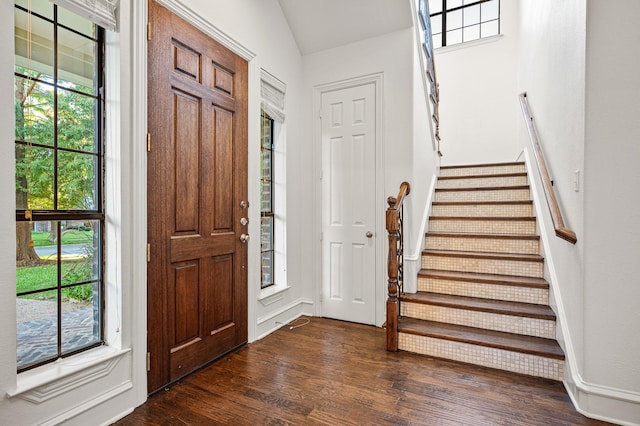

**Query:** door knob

left=366, top=231, right=373, bottom=238
left=240, top=234, right=250, bottom=243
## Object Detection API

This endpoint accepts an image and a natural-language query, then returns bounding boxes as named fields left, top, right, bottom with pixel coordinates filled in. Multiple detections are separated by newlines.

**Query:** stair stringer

left=402, top=173, right=438, bottom=294
left=522, top=150, right=572, bottom=378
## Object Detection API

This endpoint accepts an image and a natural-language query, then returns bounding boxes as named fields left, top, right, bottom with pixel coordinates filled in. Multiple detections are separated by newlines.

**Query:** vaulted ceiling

left=277, top=0, right=413, bottom=55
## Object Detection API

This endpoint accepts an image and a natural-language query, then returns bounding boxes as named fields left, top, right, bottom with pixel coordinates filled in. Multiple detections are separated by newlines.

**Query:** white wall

left=435, top=1, right=521, bottom=165
left=516, top=0, right=587, bottom=398
left=581, top=0, right=640, bottom=421
left=0, top=0, right=18, bottom=417
left=302, top=25, right=442, bottom=323
left=517, top=0, right=640, bottom=423
left=303, top=28, right=414, bottom=325
left=405, top=7, right=441, bottom=293
left=1, top=0, right=309, bottom=424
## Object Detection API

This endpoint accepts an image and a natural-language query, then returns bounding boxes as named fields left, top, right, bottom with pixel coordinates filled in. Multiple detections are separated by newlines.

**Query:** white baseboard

left=565, top=372, right=640, bottom=426
left=255, top=298, right=315, bottom=341
left=41, top=380, right=133, bottom=426
left=101, top=407, right=135, bottom=426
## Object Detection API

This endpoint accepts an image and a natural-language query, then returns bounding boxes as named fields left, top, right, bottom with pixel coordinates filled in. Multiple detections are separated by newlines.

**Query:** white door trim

left=312, top=73, right=385, bottom=326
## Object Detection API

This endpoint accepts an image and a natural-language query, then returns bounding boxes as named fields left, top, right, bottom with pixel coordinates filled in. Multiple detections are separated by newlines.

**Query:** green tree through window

left=14, top=0, right=104, bottom=372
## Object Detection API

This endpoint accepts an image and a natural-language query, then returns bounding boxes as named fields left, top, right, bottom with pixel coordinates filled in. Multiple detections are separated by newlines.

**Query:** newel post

left=386, top=196, right=399, bottom=352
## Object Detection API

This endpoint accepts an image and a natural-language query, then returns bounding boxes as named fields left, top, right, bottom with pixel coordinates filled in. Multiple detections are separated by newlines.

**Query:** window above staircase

left=428, top=0, right=500, bottom=48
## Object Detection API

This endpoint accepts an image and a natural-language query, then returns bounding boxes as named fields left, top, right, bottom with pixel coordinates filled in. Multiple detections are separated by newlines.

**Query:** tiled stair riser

left=431, top=204, right=533, bottom=217
left=439, top=165, right=526, bottom=177
left=437, top=175, right=528, bottom=189
left=435, top=189, right=530, bottom=203
left=422, top=255, right=544, bottom=278
left=417, top=277, right=549, bottom=305
left=398, top=333, right=564, bottom=381
left=425, top=235, right=539, bottom=255
left=401, top=162, right=565, bottom=381
left=428, top=219, right=536, bottom=235
left=401, top=302, right=556, bottom=339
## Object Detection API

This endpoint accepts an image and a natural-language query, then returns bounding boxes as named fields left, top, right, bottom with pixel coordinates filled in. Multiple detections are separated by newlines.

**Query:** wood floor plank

left=113, top=317, right=608, bottom=425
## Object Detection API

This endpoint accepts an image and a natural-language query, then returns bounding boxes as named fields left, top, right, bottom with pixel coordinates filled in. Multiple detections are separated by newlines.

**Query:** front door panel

left=147, top=1, right=248, bottom=393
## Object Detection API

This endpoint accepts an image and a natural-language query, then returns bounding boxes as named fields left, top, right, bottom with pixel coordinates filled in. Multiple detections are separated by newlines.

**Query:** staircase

left=397, top=162, right=565, bottom=381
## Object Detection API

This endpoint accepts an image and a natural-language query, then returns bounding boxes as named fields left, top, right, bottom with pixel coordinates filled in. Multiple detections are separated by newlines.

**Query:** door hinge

left=147, top=22, right=152, bottom=41
left=146, top=243, right=151, bottom=262
left=146, top=352, right=151, bottom=371
left=147, top=133, right=151, bottom=152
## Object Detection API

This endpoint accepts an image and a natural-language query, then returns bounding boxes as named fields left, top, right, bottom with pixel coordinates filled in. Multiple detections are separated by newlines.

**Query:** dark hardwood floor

left=114, top=317, right=610, bottom=425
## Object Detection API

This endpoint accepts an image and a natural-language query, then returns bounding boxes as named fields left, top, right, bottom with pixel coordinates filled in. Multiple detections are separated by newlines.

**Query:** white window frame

left=258, top=70, right=288, bottom=301
left=7, top=0, right=136, bottom=402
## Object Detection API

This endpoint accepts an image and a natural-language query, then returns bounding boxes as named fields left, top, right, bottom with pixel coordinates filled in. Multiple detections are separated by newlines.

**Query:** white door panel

left=321, top=83, right=376, bottom=325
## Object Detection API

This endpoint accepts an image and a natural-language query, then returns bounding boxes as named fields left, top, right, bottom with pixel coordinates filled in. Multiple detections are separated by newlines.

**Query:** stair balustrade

left=386, top=181, right=410, bottom=351
left=418, top=0, right=442, bottom=154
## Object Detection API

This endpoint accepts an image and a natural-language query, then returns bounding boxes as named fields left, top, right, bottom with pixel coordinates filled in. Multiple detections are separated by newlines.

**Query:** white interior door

left=321, top=83, right=376, bottom=325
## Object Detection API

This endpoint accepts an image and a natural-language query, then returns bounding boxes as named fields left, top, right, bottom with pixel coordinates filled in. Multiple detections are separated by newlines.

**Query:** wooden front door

left=147, top=1, right=248, bottom=394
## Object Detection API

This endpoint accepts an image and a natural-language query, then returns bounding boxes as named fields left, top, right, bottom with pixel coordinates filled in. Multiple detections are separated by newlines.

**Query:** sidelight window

left=428, top=0, right=500, bottom=48
left=14, top=0, right=104, bottom=372
left=260, top=111, right=275, bottom=288
left=259, top=71, right=286, bottom=292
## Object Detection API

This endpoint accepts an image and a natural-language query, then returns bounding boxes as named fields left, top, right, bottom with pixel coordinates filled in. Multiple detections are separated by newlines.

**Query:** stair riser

left=425, top=235, right=540, bottom=255
left=398, top=333, right=564, bottom=381
left=431, top=204, right=533, bottom=217
left=401, top=302, right=556, bottom=339
left=439, top=164, right=526, bottom=177
left=428, top=219, right=537, bottom=235
left=422, top=255, right=544, bottom=278
left=437, top=175, right=528, bottom=189
left=418, top=277, right=549, bottom=305
left=435, top=189, right=530, bottom=203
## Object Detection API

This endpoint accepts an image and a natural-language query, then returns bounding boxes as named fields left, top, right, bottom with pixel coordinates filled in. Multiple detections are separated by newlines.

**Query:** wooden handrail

left=386, top=181, right=410, bottom=351
left=519, top=93, right=577, bottom=244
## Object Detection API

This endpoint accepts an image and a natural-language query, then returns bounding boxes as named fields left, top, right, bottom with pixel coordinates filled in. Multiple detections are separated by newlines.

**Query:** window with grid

left=14, top=0, right=104, bottom=372
left=260, top=111, right=275, bottom=289
left=429, top=0, right=500, bottom=48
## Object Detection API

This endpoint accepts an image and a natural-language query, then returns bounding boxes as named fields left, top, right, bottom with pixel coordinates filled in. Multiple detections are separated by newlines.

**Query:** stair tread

left=433, top=200, right=533, bottom=206
left=435, top=185, right=529, bottom=192
left=430, top=216, right=536, bottom=221
left=401, top=292, right=556, bottom=319
left=423, top=249, right=544, bottom=262
left=398, top=318, right=565, bottom=359
left=438, top=172, right=527, bottom=180
left=440, top=161, right=525, bottom=169
left=418, top=269, right=549, bottom=289
left=427, top=231, right=540, bottom=240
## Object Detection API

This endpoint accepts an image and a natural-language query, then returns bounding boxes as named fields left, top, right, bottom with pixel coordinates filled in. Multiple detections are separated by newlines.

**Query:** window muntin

left=429, top=0, right=500, bottom=48
left=260, top=111, right=275, bottom=289
left=14, top=0, right=104, bottom=372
